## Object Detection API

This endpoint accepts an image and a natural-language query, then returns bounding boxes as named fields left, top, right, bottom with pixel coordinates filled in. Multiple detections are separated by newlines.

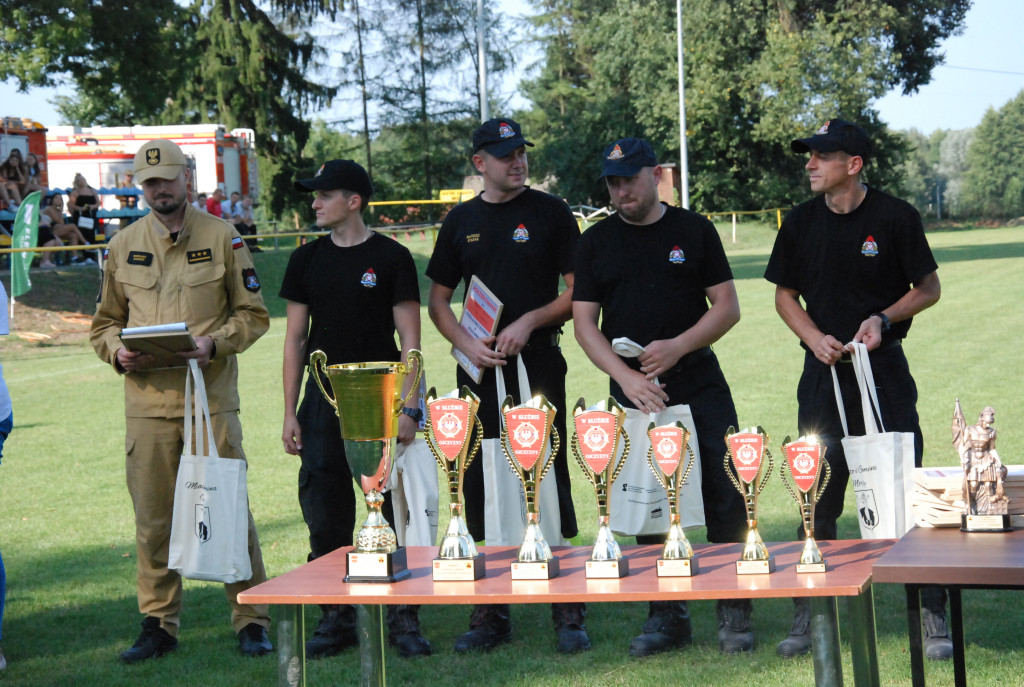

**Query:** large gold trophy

left=780, top=435, right=831, bottom=573
left=310, top=349, right=423, bottom=582
left=425, top=387, right=486, bottom=581
left=571, top=398, right=630, bottom=579
left=647, top=422, right=699, bottom=577
left=725, top=426, right=775, bottom=574
left=501, top=395, right=561, bottom=580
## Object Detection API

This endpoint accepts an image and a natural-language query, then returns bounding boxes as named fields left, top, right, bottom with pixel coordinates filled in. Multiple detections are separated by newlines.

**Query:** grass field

left=1, top=221, right=1023, bottom=686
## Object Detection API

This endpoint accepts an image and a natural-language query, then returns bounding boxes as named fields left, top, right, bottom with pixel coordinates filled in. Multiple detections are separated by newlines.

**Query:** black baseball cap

left=294, top=159, right=374, bottom=198
left=598, top=137, right=659, bottom=179
left=472, top=118, right=534, bottom=157
left=791, top=119, right=871, bottom=161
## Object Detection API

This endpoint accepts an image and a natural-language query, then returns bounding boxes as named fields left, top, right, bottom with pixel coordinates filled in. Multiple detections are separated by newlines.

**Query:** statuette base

left=511, top=558, right=560, bottom=580
left=961, top=513, right=1012, bottom=533
left=432, top=554, right=487, bottom=581
left=345, top=547, right=410, bottom=583
left=657, top=557, right=698, bottom=577
left=585, top=558, right=628, bottom=579
left=736, top=557, right=775, bottom=575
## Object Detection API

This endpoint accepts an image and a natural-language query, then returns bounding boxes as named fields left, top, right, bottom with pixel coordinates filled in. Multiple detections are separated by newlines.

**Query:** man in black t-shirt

left=764, top=119, right=947, bottom=660
left=426, top=118, right=587, bottom=654
left=280, top=159, right=429, bottom=659
left=573, top=138, right=753, bottom=657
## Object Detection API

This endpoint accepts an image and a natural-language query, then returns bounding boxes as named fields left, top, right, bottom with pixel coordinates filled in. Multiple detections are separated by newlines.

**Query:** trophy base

left=796, top=560, right=827, bottom=574
left=961, top=513, right=1013, bottom=532
left=432, top=553, right=487, bottom=581
left=511, top=558, right=560, bottom=580
left=585, top=558, right=628, bottom=579
left=657, top=557, right=698, bottom=577
left=736, top=556, right=775, bottom=575
left=345, top=547, right=411, bottom=583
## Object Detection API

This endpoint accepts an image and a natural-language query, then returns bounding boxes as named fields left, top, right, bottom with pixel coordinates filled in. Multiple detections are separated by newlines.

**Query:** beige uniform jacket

left=91, top=204, right=270, bottom=418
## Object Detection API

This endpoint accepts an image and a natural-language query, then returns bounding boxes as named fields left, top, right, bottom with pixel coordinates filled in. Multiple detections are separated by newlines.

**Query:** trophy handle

left=463, top=417, right=485, bottom=470
left=396, top=349, right=424, bottom=414
left=308, top=350, right=337, bottom=413
left=570, top=433, right=600, bottom=488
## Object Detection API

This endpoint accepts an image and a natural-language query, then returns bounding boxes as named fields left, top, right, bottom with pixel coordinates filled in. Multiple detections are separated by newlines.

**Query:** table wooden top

left=872, top=527, right=1024, bottom=587
left=239, top=539, right=892, bottom=607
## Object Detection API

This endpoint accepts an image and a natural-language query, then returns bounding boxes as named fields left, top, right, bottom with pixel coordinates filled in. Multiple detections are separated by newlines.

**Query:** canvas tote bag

left=606, top=337, right=705, bottom=536
left=833, top=342, right=915, bottom=539
left=387, top=375, right=439, bottom=547
left=167, top=359, right=253, bottom=583
left=481, top=357, right=567, bottom=546
left=609, top=404, right=706, bottom=537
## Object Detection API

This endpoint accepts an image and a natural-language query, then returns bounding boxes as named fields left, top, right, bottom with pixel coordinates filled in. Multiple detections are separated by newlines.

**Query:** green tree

left=936, top=127, right=972, bottom=217
left=1, top=0, right=193, bottom=125
left=521, top=0, right=969, bottom=210
left=962, top=90, right=1024, bottom=218
left=1, top=0, right=342, bottom=216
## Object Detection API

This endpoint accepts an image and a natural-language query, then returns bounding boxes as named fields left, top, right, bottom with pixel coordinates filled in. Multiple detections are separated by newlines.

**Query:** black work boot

left=120, top=616, right=178, bottom=663
left=920, top=586, right=953, bottom=661
left=717, top=599, right=754, bottom=654
left=238, top=623, right=273, bottom=657
left=306, top=604, right=358, bottom=659
left=777, top=597, right=812, bottom=658
left=454, top=604, right=512, bottom=653
left=629, top=601, right=693, bottom=657
left=387, top=604, right=432, bottom=658
left=552, top=602, right=591, bottom=654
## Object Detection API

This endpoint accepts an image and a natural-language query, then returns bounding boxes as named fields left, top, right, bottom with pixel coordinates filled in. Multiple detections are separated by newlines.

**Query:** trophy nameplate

left=725, top=426, right=775, bottom=575
left=647, top=422, right=699, bottom=577
left=347, top=548, right=409, bottom=582
left=571, top=398, right=630, bottom=579
left=962, top=514, right=1012, bottom=532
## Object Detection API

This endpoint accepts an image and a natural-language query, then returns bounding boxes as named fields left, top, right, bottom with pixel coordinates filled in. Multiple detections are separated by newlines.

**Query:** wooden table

left=240, top=539, right=892, bottom=687
left=872, top=527, right=1024, bottom=687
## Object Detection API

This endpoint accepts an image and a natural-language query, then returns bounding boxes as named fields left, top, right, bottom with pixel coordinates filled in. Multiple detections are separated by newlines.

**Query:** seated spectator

left=115, top=171, right=139, bottom=234
left=68, top=172, right=101, bottom=244
left=22, top=153, right=46, bottom=197
left=0, top=151, right=25, bottom=208
left=192, top=192, right=207, bottom=212
left=39, top=194, right=92, bottom=268
left=206, top=188, right=225, bottom=217
left=239, top=193, right=260, bottom=252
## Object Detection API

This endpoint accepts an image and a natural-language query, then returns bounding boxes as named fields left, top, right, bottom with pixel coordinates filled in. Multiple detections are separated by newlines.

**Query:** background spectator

left=22, top=153, right=45, bottom=197
left=192, top=192, right=207, bottom=212
left=39, top=194, right=92, bottom=267
left=0, top=151, right=25, bottom=208
left=68, top=172, right=101, bottom=244
left=239, top=193, right=260, bottom=252
left=206, top=188, right=225, bottom=217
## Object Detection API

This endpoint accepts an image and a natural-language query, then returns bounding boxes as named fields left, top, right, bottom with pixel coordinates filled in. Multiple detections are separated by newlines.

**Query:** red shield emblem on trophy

left=574, top=410, right=616, bottom=474
left=650, top=425, right=685, bottom=476
left=506, top=407, right=548, bottom=470
left=785, top=440, right=821, bottom=494
left=729, top=432, right=764, bottom=484
left=428, top=397, right=471, bottom=461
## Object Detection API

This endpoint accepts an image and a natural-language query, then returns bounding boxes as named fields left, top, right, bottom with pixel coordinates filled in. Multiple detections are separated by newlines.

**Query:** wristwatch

left=401, top=406, right=423, bottom=423
left=870, top=312, right=891, bottom=332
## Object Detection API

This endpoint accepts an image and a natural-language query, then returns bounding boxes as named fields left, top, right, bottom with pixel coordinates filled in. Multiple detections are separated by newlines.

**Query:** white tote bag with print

left=167, top=360, right=253, bottom=583
left=481, top=357, right=568, bottom=546
left=390, top=437, right=440, bottom=547
left=833, top=342, right=915, bottom=539
left=609, top=404, right=706, bottom=537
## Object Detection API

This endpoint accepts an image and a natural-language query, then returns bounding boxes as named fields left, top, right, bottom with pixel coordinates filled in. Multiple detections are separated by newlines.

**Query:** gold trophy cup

left=425, top=386, right=486, bottom=581
left=310, top=349, right=423, bottom=582
left=571, top=398, right=630, bottom=579
left=780, top=435, right=831, bottom=573
left=501, top=395, right=561, bottom=580
left=725, top=426, right=776, bottom=574
left=647, top=421, right=699, bottom=577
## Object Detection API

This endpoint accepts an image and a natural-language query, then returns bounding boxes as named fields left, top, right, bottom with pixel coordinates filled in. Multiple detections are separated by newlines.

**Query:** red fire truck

left=45, top=124, right=258, bottom=210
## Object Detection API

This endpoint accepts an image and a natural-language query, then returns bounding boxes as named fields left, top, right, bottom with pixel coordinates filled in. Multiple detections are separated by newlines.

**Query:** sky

left=4, top=1, right=1022, bottom=135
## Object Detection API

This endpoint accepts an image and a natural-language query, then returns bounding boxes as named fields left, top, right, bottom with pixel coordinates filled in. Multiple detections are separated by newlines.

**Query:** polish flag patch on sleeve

left=232, top=236, right=244, bottom=250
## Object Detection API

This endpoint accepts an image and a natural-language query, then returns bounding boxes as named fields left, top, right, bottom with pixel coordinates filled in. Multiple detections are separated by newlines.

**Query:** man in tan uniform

left=91, top=139, right=273, bottom=663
